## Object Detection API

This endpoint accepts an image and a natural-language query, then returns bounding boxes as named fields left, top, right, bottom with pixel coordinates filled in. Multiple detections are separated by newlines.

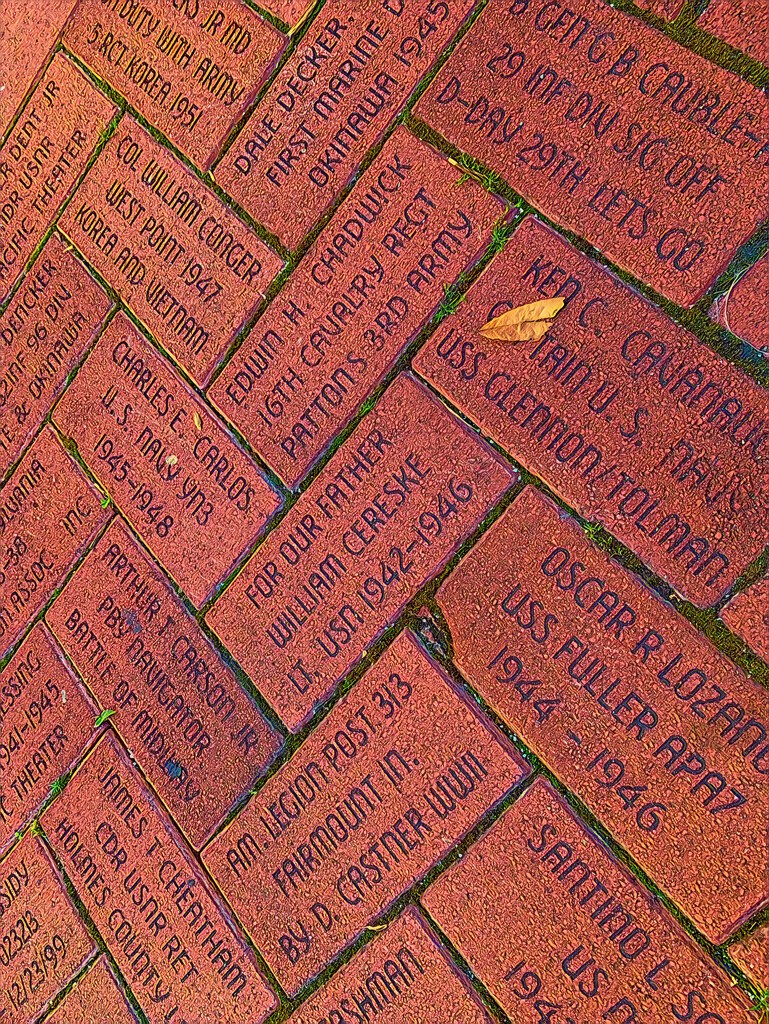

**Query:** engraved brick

left=414, top=216, right=769, bottom=607
left=698, top=0, right=769, bottom=65
left=0, top=53, right=118, bottom=303
left=202, top=631, right=529, bottom=994
left=415, top=0, right=769, bottom=306
left=422, top=778, right=755, bottom=1023
left=216, top=0, right=477, bottom=249
left=0, top=622, right=96, bottom=855
left=0, top=425, right=111, bottom=661
left=709, top=254, right=769, bottom=356
left=289, top=907, right=496, bottom=1024
left=0, top=234, right=112, bottom=481
left=0, top=831, right=95, bottom=1024
left=730, top=923, right=769, bottom=989
left=45, top=955, right=140, bottom=1024
left=64, top=0, right=286, bottom=172
left=51, top=313, right=281, bottom=608
left=39, top=731, right=278, bottom=1024
left=205, top=372, right=516, bottom=731
left=436, top=485, right=769, bottom=942
left=209, top=127, right=505, bottom=487
left=721, top=575, right=769, bottom=663
left=0, top=0, right=78, bottom=135
left=58, top=120, right=283, bottom=386
left=46, top=516, right=282, bottom=849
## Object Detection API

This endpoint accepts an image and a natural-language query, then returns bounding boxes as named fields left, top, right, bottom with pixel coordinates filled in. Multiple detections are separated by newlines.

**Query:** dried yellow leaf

left=193, top=412, right=203, bottom=430
left=479, top=297, right=565, bottom=342
left=481, top=319, right=556, bottom=342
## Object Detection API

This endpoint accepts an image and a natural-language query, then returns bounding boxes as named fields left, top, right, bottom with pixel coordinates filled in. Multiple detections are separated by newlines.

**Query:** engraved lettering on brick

left=39, top=732, right=278, bottom=1024
left=0, top=832, right=95, bottom=1024
left=414, top=216, right=769, bottom=607
left=0, top=0, right=78, bottom=135
left=202, top=631, right=529, bottom=993
left=0, top=426, right=111, bottom=661
left=437, top=485, right=769, bottom=942
left=46, top=517, right=282, bottom=848
left=209, top=127, right=505, bottom=487
left=205, top=372, right=516, bottom=731
left=51, top=313, right=281, bottom=608
left=64, top=0, right=286, bottom=171
left=290, top=907, right=495, bottom=1024
left=216, top=0, right=477, bottom=248
left=58, top=121, right=283, bottom=386
left=415, top=0, right=769, bottom=305
left=422, top=778, right=755, bottom=1023
left=0, top=234, right=112, bottom=480
left=0, top=623, right=96, bottom=854
left=0, top=53, right=117, bottom=302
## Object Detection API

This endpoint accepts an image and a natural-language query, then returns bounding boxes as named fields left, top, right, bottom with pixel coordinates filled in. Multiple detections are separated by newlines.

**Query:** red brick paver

left=44, top=955, right=140, bottom=1024
left=202, top=630, right=528, bottom=993
left=0, top=831, right=95, bottom=1024
left=216, top=0, right=478, bottom=249
left=0, top=233, right=112, bottom=480
left=415, top=0, right=769, bottom=306
left=635, top=0, right=686, bottom=22
left=51, top=313, right=282, bottom=607
left=288, top=906, right=496, bottom=1024
left=0, top=53, right=117, bottom=303
left=730, top=923, right=769, bottom=989
left=209, top=127, right=506, bottom=487
left=0, top=425, right=111, bottom=660
left=414, top=216, right=769, bottom=608
left=436, top=485, right=769, bottom=943
left=0, top=0, right=78, bottom=135
left=698, top=0, right=769, bottom=64
left=721, top=573, right=769, bottom=662
left=58, top=121, right=284, bottom=386
left=206, top=372, right=516, bottom=731
left=256, top=0, right=315, bottom=27
left=710, top=253, right=769, bottom=356
left=422, top=777, right=755, bottom=1023
left=39, top=731, right=278, bottom=1024
left=64, top=0, right=286, bottom=172
left=46, top=516, right=282, bottom=848
left=0, top=622, right=96, bottom=855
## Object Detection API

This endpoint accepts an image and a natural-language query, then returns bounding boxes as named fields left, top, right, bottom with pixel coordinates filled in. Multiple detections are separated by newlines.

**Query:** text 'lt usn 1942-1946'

left=205, top=372, right=516, bottom=731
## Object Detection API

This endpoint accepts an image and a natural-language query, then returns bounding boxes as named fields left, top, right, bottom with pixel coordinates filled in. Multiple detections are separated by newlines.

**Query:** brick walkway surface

left=0, top=1, right=766, bottom=1022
